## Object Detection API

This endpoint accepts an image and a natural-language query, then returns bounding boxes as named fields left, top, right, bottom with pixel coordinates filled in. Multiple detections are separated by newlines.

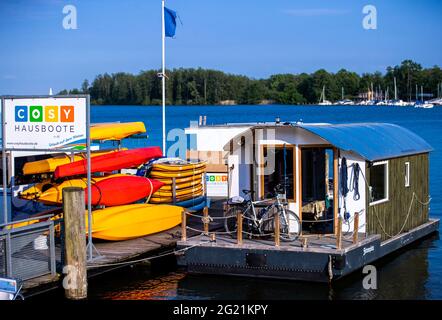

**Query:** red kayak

left=85, top=175, right=164, bottom=206
left=54, top=147, right=162, bottom=179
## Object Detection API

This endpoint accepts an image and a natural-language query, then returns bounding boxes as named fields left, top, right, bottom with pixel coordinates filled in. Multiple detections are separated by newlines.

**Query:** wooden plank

left=333, top=148, right=339, bottom=235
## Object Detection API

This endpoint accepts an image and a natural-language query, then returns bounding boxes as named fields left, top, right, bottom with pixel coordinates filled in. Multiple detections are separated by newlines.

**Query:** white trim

left=369, top=160, right=389, bottom=206
left=405, top=161, right=410, bottom=187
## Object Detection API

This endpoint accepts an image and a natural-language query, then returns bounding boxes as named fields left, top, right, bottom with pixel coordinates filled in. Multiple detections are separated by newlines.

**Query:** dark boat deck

left=180, top=232, right=371, bottom=253
left=177, top=218, right=440, bottom=282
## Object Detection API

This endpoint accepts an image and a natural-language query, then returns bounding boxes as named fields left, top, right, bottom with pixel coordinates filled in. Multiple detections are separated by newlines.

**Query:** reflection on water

left=87, top=234, right=439, bottom=300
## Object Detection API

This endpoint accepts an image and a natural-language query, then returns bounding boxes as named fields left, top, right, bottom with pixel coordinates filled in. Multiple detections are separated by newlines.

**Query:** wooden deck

left=21, top=198, right=226, bottom=297
left=177, top=218, right=440, bottom=282
left=180, top=232, right=371, bottom=253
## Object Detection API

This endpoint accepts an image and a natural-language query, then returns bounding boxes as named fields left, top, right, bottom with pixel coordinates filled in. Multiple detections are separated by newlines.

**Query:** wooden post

left=236, top=210, right=243, bottom=245
left=336, top=216, right=343, bottom=250
left=62, top=187, right=87, bottom=300
left=353, top=212, right=359, bottom=244
left=333, top=149, right=339, bottom=235
left=203, top=207, right=209, bottom=234
left=274, top=213, right=280, bottom=247
left=301, top=237, right=308, bottom=249
left=181, top=210, right=187, bottom=241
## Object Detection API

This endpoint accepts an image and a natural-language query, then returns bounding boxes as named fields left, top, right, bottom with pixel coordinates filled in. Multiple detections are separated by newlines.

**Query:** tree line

left=59, top=60, right=442, bottom=105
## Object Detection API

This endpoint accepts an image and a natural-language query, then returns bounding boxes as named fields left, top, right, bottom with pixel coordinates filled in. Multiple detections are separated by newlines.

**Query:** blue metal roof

left=298, top=123, right=433, bottom=161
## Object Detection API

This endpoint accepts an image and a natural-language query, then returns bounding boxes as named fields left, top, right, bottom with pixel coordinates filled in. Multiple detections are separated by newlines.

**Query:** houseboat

left=177, top=119, right=438, bottom=282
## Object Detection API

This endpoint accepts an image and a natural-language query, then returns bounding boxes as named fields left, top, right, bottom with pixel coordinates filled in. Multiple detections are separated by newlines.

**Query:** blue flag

left=164, top=7, right=177, bottom=37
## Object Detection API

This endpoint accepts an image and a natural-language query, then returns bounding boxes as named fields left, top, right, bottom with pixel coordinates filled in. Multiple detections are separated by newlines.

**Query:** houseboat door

left=299, top=146, right=336, bottom=234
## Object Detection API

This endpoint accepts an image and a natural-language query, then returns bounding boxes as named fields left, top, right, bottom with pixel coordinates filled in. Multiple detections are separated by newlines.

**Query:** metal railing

left=0, top=217, right=56, bottom=281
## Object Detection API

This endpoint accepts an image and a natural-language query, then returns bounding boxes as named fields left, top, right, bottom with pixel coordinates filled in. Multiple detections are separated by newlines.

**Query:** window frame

left=260, top=144, right=296, bottom=202
left=369, top=160, right=389, bottom=206
left=405, top=161, right=410, bottom=187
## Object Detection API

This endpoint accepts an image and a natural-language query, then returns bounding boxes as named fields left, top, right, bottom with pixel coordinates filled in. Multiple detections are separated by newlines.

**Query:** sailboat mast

left=394, top=77, right=397, bottom=100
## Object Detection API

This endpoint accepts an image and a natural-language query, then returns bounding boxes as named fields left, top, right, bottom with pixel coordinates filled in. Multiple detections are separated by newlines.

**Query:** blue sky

left=0, top=0, right=441, bottom=94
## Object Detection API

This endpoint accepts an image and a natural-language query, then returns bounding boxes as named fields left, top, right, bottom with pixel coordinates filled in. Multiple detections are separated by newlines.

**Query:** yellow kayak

left=91, top=122, right=146, bottom=141
left=9, top=203, right=182, bottom=241
left=155, top=173, right=203, bottom=185
left=158, top=179, right=201, bottom=191
left=22, top=149, right=123, bottom=175
left=85, top=204, right=182, bottom=241
left=19, top=174, right=123, bottom=204
left=150, top=167, right=205, bottom=178
left=153, top=185, right=203, bottom=198
left=149, top=190, right=204, bottom=204
left=152, top=161, right=206, bottom=172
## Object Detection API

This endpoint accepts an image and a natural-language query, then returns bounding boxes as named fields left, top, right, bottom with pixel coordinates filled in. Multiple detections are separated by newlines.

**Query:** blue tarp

left=299, top=123, right=433, bottom=162
left=164, top=7, right=177, bottom=37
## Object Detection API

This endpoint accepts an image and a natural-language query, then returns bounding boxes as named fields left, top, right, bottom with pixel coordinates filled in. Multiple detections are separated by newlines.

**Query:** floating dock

left=21, top=226, right=181, bottom=297
left=177, top=219, right=439, bottom=282
left=18, top=200, right=225, bottom=298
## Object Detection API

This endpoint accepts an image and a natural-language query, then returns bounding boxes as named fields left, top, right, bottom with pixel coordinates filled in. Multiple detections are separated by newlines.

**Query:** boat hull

left=86, top=204, right=182, bottom=241
left=91, top=122, right=146, bottom=141
left=54, top=147, right=163, bottom=179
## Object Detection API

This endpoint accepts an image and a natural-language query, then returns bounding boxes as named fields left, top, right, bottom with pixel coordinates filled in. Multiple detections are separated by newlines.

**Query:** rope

left=301, top=217, right=335, bottom=223
left=86, top=241, right=209, bottom=269
left=185, top=226, right=234, bottom=235
left=340, top=157, right=349, bottom=197
left=144, top=178, right=154, bottom=203
left=349, top=163, right=361, bottom=201
left=359, top=169, right=431, bottom=238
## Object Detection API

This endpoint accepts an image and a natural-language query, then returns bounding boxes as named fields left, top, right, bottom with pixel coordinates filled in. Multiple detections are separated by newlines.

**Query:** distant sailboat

left=318, top=86, right=332, bottom=105
left=335, top=87, right=354, bottom=105
left=391, top=77, right=408, bottom=106
left=414, top=85, right=434, bottom=109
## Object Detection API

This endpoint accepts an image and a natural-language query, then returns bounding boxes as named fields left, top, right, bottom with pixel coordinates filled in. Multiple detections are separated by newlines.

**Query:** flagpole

left=161, top=0, right=166, bottom=154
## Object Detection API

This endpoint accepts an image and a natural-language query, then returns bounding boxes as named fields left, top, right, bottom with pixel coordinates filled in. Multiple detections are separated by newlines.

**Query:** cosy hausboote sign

left=2, top=96, right=87, bottom=149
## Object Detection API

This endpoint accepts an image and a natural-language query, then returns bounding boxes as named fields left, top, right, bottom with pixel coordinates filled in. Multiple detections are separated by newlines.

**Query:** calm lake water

left=88, top=105, right=442, bottom=300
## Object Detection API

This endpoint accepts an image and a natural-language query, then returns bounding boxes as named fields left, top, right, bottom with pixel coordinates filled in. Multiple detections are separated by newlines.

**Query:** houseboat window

left=369, top=161, right=389, bottom=205
left=405, top=162, right=410, bottom=187
left=262, top=145, right=295, bottom=200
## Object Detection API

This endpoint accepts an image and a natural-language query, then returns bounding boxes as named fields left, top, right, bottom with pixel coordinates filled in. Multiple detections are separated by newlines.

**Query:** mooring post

left=274, top=213, right=280, bottom=247
left=236, top=210, right=243, bottom=245
left=181, top=210, right=187, bottom=241
left=353, top=212, right=359, bottom=244
left=336, top=216, right=343, bottom=250
left=62, top=187, right=87, bottom=300
left=203, top=206, right=209, bottom=235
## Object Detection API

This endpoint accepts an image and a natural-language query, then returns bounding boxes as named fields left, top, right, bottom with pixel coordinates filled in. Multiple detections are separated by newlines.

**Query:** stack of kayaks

left=17, top=122, right=184, bottom=240
left=148, top=159, right=208, bottom=211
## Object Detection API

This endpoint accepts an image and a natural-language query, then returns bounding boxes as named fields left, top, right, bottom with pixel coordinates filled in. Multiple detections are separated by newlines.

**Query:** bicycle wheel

left=262, top=208, right=300, bottom=242
left=279, top=209, right=301, bottom=242
left=224, top=206, right=240, bottom=238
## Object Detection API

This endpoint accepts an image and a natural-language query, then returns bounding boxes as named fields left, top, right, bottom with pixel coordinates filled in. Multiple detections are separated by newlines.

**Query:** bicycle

left=224, top=184, right=301, bottom=242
